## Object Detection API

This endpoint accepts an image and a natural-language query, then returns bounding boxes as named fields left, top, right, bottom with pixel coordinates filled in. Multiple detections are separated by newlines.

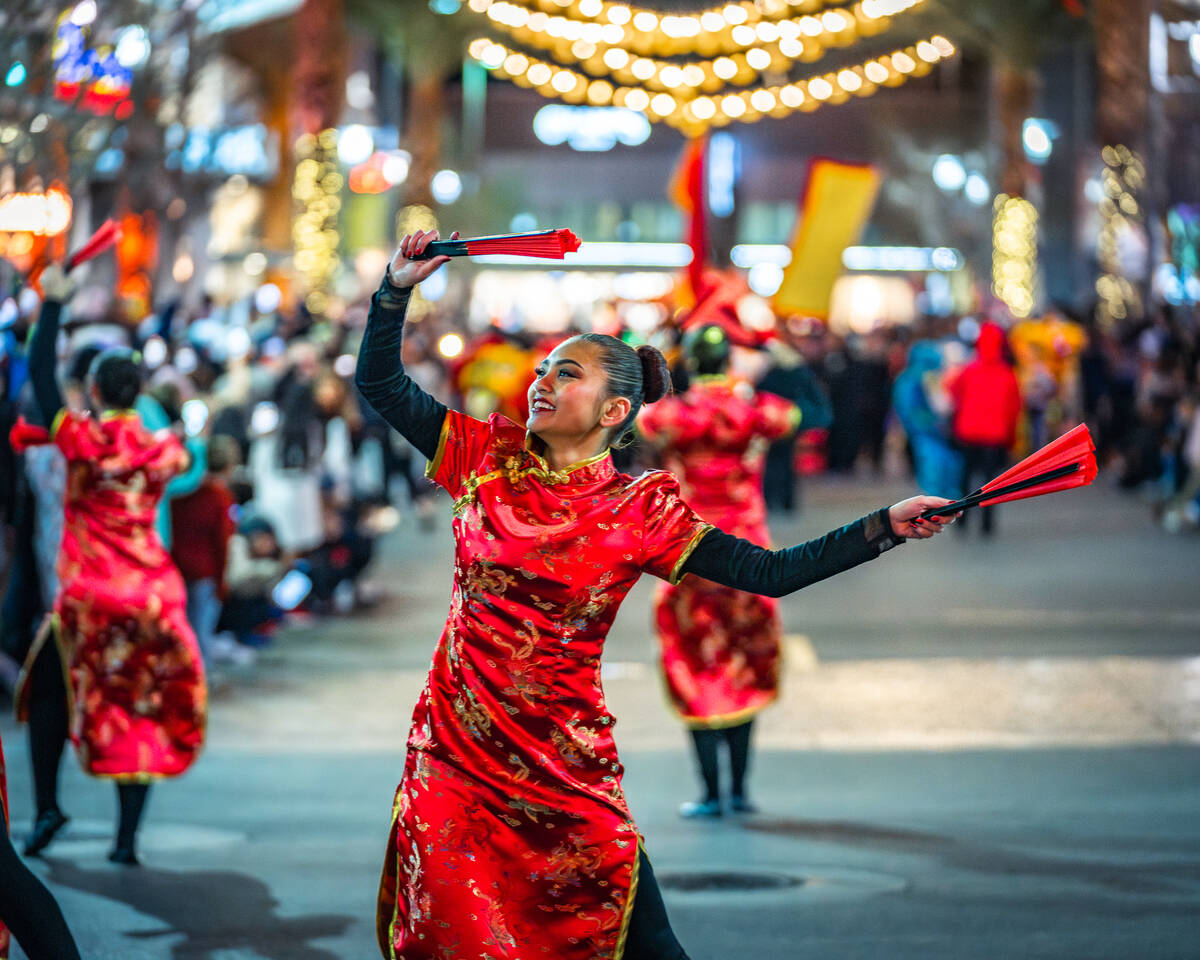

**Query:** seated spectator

left=306, top=499, right=376, bottom=614
left=218, top=515, right=290, bottom=652
left=171, top=435, right=239, bottom=664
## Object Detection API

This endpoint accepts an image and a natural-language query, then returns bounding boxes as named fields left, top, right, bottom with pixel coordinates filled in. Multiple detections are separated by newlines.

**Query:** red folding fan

left=415, top=229, right=581, bottom=260
left=67, top=218, right=121, bottom=270
left=28, top=219, right=122, bottom=294
left=919, top=423, right=1097, bottom=520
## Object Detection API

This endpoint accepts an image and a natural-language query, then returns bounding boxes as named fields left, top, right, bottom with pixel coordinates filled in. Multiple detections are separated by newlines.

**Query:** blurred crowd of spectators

left=2, top=276, right=1198, bottom=681
left=0, top=284, right=446, bottom=674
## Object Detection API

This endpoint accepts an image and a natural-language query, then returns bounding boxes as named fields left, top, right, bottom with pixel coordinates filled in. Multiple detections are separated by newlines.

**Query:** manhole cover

left=657, top=870, right=805, bottom=892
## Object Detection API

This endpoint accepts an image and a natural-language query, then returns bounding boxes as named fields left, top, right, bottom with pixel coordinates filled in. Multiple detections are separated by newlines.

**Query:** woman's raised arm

left=353, top=231, right=455, bottom=461
left=26, top=265, right=74, bottom=425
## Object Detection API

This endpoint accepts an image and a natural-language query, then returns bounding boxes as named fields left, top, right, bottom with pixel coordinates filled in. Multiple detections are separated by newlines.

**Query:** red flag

left=669, top=136, right=708, bottom=297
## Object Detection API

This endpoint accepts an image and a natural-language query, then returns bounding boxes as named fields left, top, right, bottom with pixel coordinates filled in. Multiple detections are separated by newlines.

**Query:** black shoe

left=107, top=846, right=140, bottom=866
left=24, top=809, right=69, bottom=856
left=729, top=795, right=759, bottom=814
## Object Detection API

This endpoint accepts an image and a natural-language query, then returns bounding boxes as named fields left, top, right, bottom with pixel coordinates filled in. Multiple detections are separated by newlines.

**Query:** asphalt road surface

left=3, top=474, right=1198, bottom=959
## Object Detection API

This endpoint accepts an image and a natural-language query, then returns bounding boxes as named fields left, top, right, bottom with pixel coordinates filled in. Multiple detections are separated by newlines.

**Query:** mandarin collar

left=523, top=432, right=616, bottom=484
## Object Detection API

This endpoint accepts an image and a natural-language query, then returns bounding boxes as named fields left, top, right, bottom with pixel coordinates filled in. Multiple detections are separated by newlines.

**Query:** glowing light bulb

left=713, top=57, right=738, bottom=79
left=916, top=41, right=939, bottom=62
left=659, top=65, right=684, bottom=88
left=746, top=48, right=771, bottom=71
left=808, top=77, right=832, bottom=99
left=837, top=69, right=861, bottom=92
left=624, top=88, right=650, bottom=111
left=603, top=48, right=629, bottom=69
left=720, top=94, right=746, bottom=117
left=650, top=93, right=676, bottom=116
left=631, top=58, right=655, bottom=81
left=779, top=84, right=804, bottom=107
left=750, top=89, right=775, bottom=111
left=864, top=61, right=888, bottom=84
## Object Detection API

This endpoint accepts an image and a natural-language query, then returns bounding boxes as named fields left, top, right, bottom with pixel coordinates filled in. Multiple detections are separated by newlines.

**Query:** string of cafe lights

left=991, top=194, right=1038, bottom=319
left=1094, top=144, right=1144, bottom=328
left=471, top=0, right=925, bottom=63
left=467, top=33, right=954, bottom=133
left=292, top=129, right=343, bottom=314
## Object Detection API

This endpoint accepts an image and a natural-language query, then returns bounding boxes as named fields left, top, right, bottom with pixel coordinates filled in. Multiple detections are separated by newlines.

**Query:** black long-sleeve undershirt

left=27, top=299, right=65, bottom=426
left=354, top=276, right=904, bottom=597
left=354, top=280, right=447, bottom=461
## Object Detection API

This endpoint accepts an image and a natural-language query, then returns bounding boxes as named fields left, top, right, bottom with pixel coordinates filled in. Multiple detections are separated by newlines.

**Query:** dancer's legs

left=28, top=640, right=68, bottom=817
left=688, top=729, right=721, bottom=802
left=723, top=720, right=754, bottom=806
left=112, top=782, right=151, bottom=863
left=24, top=640, right=71, bottom=855
left=0, top=803, right=82, bottom=959
left=623, top=849, right=692, bottom=960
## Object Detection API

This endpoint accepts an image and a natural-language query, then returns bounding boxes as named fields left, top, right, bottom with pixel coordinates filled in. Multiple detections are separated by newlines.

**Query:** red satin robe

left=377, top=411, right=712, bottom=960
left=639, top=377, right=798, bottom=728
left=14, top=411, right=206, bottom=781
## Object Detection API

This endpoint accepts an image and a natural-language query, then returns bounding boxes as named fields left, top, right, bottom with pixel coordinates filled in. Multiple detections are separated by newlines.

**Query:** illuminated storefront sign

left=0, top=188, right=73, bottom=235
left=532, top=105, right=651, bottom=151
left=165, top=124, right=280, bottom=178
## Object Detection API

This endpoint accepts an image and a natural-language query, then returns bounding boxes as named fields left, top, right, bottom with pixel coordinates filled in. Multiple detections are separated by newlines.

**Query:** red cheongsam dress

left=639, top=377, right=799, bottom=728
left=14, top=411, right=206, bottom=781
left=377, top=411, right=713, bottom=960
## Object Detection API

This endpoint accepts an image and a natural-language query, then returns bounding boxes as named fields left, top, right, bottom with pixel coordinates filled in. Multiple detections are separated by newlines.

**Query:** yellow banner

left=773, top=159, right=880, bottom=318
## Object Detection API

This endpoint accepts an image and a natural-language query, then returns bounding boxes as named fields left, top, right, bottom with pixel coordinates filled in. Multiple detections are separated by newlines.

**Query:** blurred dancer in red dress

left=356, top=231, right=953, bottom=960
left=14, top=265, right=206, bottom=865
left=640, top=324, right=799, bottom=817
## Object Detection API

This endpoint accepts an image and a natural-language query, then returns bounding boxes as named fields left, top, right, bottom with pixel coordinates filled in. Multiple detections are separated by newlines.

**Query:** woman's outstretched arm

left=681, top=496, right=952, bottom=598
left=353, top=230, right=455, bottom=461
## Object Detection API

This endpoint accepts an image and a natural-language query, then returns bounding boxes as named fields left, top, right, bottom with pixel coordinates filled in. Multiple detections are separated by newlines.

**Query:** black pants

left=0, top=798, right=82, bottom=959
left=958, top=443, right=1009, bottom=533
left=690, top=720, right=754, bottom=802
left=624, top=849, right=692, bottom=960
left=28, top=637, right=69, bottom=819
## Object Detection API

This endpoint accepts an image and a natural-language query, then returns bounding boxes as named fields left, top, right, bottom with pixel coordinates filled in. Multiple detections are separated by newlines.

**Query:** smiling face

left=526, top=337, right=630, bottom=448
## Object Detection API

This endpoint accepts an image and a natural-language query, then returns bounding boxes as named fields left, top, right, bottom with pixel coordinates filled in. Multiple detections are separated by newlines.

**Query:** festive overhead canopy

left=463, top=0, right=956, bottom=133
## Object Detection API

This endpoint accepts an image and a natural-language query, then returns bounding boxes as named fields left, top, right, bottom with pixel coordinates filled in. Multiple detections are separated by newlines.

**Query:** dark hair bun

left=636, top=344, right=671, bottom=404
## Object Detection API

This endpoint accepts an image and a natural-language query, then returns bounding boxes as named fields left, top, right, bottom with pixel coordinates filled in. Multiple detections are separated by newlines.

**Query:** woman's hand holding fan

left=387, top=230, right=459, bottom=289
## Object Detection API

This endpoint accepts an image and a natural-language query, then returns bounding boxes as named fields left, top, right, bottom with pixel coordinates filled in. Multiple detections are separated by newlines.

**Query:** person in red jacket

left=946, top=321, right=1022, bottom=535
left=170, top=434, right=239, bottom=663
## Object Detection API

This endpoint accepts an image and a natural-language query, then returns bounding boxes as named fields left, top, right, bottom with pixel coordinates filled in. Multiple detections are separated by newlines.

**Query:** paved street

left=3, top=474, right=1199, bottom=959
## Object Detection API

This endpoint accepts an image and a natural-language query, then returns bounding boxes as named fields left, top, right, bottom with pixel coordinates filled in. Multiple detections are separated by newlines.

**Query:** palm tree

left=349, top=0, right=477, bottom=208
left=925, top=0, right=1087, bottom=316
left=1092, top=0, right=1151, bottom=328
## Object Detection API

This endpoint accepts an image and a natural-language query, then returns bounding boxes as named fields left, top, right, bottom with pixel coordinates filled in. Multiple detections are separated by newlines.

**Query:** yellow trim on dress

left=425, top=415, right=453, bottom=480
left=49, top=407, right=70, bottom=440
left=668, top=523, right=715, bottom=585
left=676, top=694, right=779, bottom=731
left=613, top=838, right=643, bottom=960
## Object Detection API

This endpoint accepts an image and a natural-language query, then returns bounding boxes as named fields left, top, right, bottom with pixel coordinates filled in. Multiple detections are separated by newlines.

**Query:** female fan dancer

left=0, top=729, right=82, bottom=959
left=357, top=231, right=952, bottom=960
left=640, top=323, right=798, bottom=818
left=15, top=264, right=206, bottom=865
